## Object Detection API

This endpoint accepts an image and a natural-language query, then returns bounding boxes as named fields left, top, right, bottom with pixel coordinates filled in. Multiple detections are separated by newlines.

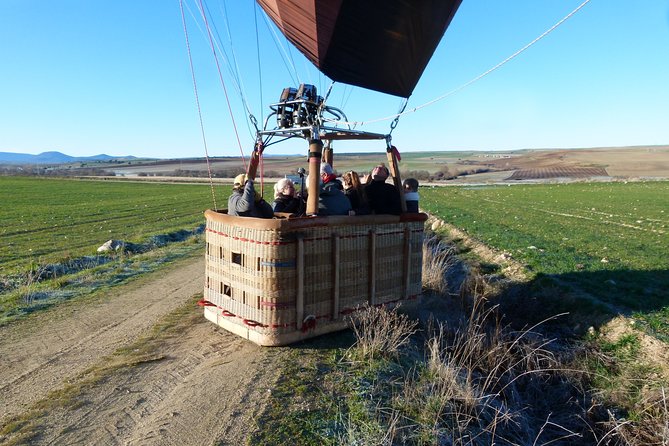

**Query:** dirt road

left=0, top=256, right=277, bottom=445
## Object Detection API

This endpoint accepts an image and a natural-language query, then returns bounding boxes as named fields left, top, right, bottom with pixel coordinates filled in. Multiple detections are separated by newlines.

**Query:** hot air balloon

left=256, top=0, right=462, bottom=98
left=199, top=0, right=462, bottom=345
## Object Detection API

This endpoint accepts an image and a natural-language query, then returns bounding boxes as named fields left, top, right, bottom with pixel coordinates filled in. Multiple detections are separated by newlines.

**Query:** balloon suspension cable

left=389, top=99, right=408, bottom=137
left=179, top=0, right=218, bottom=210
left=218, top=0, right=258, bottom=140
left=191, top=0, right=257, bottom=141
left=249, top=113, right=259, bottom=134
left=254, top=1, right=264, bottom=127
left=339, top=0, right=593, bottom=128
left=317, top=81, right=336, bottom=122
left=323, top=81, right=335, bottom=104
left=261, top=11, right=300, bottom=87
left=196, top=0, right=247, bottom=172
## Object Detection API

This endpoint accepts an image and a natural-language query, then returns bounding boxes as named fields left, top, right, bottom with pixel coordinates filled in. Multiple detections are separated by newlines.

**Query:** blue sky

left=1, top=0, right=668, bottom=159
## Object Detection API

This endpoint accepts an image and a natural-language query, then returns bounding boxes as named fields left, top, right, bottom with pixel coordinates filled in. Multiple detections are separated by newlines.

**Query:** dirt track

left=0, top=256, right=277, bottom=445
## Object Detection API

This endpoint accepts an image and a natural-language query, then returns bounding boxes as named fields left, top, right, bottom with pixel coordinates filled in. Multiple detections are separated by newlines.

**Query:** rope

left=322, top=81, right=335, bottom=104
left=254, top=0, right=264, bottom=129
left=179, top=0, right=218, bottom=210
left=183, top=2, right=245, bottom=113
left=340, top=84, right=354, bottom=111
left=317, top=81, right=336, bottom=121
left=261, top=11, right=300, bottom=86
left=219, top=0, right=258, bottom=139
left=196, top=0, right=248, bottom=171
left=337, top=0, right=593, bottom=127
left=389, top=99, right=408, bottom=136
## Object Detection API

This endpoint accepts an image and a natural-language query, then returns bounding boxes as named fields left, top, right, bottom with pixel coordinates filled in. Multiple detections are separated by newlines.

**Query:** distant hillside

left=0, top=151, right=137, bottom=164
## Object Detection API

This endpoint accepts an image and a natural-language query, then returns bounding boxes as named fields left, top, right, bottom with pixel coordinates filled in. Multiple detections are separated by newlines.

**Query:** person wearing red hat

left=317, top=163, right=351, bottom=216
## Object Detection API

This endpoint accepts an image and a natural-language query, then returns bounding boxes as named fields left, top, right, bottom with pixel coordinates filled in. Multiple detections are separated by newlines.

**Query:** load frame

left=201, top=84, right=427, bottom=345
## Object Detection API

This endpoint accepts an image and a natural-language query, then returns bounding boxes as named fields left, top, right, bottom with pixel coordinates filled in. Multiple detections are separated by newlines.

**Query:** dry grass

left=348, top=305, right=419, bottom=361
left=421, top=233, right=458, bottom=295
left=337, top=234, right=669, bottom=445
left=595, top=388, right=669, bottom=445
left=248, top=228, right=669, bottom=445
left=340, top=296, right=587, bottom=444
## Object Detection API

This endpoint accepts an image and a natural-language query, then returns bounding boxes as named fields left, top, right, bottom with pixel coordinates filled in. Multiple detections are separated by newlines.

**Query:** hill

left=0, top=151, right=137, bottom=164
left=105, top=145, right=669, bottom=182
left=2, top=146, right=667, bottom=183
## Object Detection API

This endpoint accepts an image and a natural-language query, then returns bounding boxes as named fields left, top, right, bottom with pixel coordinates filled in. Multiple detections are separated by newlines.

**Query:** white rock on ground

left=97, top=240, right=125, bottom=252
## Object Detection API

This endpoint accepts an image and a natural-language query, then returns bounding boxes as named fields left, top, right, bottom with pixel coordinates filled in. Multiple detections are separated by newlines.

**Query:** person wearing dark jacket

left=228, top=174, right=274, bottom=218
left=365, top=164, right=402, bottom=215
left=318, top=163, right=351, bottom=216
left=403, top=178, right=420, bottom=213
left=342, top=170, right=370, bottom=215
left=272, top=178, right=303, bottom=214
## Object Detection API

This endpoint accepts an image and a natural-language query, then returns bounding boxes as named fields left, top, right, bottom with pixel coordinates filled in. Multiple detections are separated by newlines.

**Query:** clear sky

left=1, top=0, right=668, bottom=159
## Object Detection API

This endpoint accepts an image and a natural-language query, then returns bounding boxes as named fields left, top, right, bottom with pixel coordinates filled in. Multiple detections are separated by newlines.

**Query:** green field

left=0, top=177, right=223, bottom=276
left=421, top=181, right=669, bottom=313
left=3, top=177, right=668, bottom=331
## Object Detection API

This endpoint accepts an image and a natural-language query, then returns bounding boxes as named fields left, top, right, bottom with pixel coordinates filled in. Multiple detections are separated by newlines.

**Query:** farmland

left=420, top=181, right=669, bottom=336
left=0, top=177, right=221, bottom=276
left=18, top=145, right=666, bottom=183
left=1, top=175, right=668, bottom=444
left=3, top=176, right=667, bottom=307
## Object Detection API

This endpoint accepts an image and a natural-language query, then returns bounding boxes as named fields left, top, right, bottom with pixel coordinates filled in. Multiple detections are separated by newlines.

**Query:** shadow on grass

left=495, top=268, right=669, bottom=339
left=286, top=327, right=357, bottom=351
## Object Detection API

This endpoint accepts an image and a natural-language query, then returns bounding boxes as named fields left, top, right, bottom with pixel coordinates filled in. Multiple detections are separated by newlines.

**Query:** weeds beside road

left=253, top=230, right=669, bottom=445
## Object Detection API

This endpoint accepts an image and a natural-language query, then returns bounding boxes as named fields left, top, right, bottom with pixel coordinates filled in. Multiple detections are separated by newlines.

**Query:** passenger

left=342, top=170, right=370, bottom=215
left=403, top=178, right=420, bottom=213
left=318, top=163, right=351, bottom=216
left=228, top=174, right=274, bottom=218
left=272, top=178, right=302, bottom=214
left=365, top=164, right=402, bottom=215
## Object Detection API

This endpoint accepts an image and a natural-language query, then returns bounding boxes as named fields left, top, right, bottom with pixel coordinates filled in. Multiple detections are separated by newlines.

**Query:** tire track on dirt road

left=0, top=256, right=205, bottom=423
left=39, top=320, right=280, bottom=446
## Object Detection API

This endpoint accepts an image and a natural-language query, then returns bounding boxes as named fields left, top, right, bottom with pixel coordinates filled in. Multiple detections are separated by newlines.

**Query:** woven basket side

left=204, top=212, right=427, bottom=344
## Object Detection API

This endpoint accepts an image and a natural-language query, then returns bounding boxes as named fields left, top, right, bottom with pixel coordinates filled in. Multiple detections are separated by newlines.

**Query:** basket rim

left=204, top=209, right=427, bottom=230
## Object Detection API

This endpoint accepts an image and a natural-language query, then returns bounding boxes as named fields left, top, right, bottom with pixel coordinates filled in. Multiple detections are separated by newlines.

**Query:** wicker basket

left=202, top=210, right=427, bottom=346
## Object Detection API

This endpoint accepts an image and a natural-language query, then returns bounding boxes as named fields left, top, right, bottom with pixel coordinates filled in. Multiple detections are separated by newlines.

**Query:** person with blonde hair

left=342, top=170, right=369, bottom=215
left=272, top=178, right=302, bottom=214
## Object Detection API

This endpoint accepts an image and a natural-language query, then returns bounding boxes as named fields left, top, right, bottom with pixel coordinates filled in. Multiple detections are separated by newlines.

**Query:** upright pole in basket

left=306, top=139, right=322, bottom=216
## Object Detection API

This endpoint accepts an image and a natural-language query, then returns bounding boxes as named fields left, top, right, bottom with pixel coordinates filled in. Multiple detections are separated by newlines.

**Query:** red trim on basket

left=210, top=303, right=292, bottom=327
left=268, top=323, right=294, bottom=328
left=244, top=319, right=266, bottom=328
left=207, top=294, right=418, bottom=331
left=301, top=315, right=317, bottom=332
left=197, top=299, right=216, bottom=307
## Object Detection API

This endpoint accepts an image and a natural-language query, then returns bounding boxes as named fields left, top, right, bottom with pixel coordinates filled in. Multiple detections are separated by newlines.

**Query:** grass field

left=420, top=181, right=669, bottom=336
left=0, top=177, right=224, bottom=276
left=3, top=177, right=667, bottom=324
left=2, top=176, right=667, bottom=442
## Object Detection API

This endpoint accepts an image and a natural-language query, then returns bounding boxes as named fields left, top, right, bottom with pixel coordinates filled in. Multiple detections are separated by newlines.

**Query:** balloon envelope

left=256, top=0, right=462, bottom=98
